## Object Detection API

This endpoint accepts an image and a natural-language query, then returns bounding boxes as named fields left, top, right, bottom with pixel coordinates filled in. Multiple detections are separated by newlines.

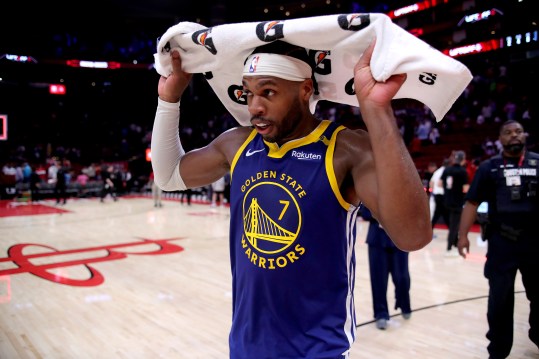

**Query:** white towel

left=154, top=13, right=473, bottom=125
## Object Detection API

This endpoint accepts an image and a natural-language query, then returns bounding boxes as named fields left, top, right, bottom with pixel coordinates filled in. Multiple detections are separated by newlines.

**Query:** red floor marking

left=0, top=200, right=70, bottom=218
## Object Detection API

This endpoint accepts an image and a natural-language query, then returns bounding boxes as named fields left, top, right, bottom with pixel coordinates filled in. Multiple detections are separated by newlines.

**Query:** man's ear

left=300, top=79, right=314, bottom=101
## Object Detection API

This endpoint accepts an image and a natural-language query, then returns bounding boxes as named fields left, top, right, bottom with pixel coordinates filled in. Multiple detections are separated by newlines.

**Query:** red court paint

left=0, top=200, right=70, bottom=218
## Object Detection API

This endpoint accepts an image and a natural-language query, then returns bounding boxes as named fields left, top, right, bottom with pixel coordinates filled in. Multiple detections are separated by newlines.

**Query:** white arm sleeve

left=150, top=97, right=187, bottom=191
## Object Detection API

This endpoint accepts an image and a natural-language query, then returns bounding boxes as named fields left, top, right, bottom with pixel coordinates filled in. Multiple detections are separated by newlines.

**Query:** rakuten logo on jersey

left=291, top=150, right=322, bottom=161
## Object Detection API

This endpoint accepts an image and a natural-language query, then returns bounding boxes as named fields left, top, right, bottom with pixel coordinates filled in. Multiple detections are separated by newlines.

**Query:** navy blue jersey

left=228, top=120, right=360, bottom=358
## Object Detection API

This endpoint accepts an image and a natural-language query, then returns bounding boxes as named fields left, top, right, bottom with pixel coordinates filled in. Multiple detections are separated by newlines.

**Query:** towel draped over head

left=154, top=13, right=473, bottom=126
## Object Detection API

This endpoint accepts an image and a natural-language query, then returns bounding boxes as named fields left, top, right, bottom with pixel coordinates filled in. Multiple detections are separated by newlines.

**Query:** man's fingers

left=357, top=38, right=376, bottom=68
left=458, top=244, right=469, bottom=259
left=171, top=50, right=182, bottom=72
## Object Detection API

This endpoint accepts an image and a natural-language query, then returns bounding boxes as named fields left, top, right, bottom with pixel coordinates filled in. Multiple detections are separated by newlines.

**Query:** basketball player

left=150, top=40, right=432, bottom=358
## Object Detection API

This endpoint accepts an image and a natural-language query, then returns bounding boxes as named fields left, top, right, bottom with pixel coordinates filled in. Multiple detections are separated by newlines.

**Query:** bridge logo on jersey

left=241, top=180, right=305, bottom=269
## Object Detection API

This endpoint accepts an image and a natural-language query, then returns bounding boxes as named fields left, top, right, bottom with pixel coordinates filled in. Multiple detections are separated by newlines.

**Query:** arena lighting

left=0, top=114, right=7, bottom=141
left=504, top=30, right=538, bottom=47
left=49, top=84, right=66, bottom=95
left=444, top=29, right=537, bottom=58
left=59, top=58, right=151, bottom=70
left=458, top=8, right=504, bottom=26
left=444, top=39, right=501, bottom=57
left=146, top=148, right=152, bottom=162
left=0, top=53, right=37, bottom=63
left=408, top=28, right=424, bottom=37
left=66, top=59, right=121, bottom=69
left=388, top=0, right=449, bottom=19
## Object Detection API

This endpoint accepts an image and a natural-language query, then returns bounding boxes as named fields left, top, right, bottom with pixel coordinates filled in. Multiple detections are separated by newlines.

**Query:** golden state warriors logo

left=241, top=178, right=305, bottom=269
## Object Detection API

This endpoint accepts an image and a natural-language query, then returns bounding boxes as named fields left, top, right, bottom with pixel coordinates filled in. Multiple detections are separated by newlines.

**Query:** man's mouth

left=251, top=119, right=272, bottom=133
left=254, top=123, right=269, bottom=129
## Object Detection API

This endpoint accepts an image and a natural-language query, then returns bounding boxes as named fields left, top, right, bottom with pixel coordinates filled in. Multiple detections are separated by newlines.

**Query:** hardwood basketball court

left=0, top=196, right=537, bottom=358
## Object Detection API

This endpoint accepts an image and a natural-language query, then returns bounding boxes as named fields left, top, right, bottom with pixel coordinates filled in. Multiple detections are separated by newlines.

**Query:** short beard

left=264, top=96, right=303, bottom=144
left=503, top=143, right=525, bottom=156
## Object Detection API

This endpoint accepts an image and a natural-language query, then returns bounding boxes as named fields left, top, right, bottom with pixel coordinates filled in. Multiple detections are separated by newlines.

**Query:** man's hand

left=158, top=50, right=193, bottom=103
left=457, top=234, right=470, bottom=259
left=353, top=39, right=406, bottom=110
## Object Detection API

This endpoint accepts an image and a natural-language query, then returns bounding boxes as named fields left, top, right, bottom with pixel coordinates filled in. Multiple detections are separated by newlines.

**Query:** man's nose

left=247, top=96, right=265, bottom=116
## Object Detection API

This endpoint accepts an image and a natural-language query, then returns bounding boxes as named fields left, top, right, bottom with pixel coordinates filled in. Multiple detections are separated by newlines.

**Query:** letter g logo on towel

left=256, top=21, right=285, bottom=42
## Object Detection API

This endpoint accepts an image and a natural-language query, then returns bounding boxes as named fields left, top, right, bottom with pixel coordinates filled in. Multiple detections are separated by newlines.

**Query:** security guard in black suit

left=458, top=120, right=539, bottom=359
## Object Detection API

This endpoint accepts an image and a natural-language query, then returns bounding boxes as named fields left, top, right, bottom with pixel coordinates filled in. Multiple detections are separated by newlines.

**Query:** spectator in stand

left=494, top=138, right=503, bottom=154
left=76, top=172, right=89, bottom=187
left=416, top=118, right=432, bottom=146
left=14, top=162, right=24, bottom=184
left=35, top=163, right=47, bottom=182
left=2, top=161, right=17, bottom=177
left=503, top=98, right=517, bottom=121
left=483, top=138, right=497, bottom=157
left=82, top=163, right=97, bottom=180
left=481, top=99, right=495, bottom=123
left=21, top=162, right=32, bottom=183
left=47, top=158, right=59, bottom=184
left=476, top=114, right=486, bottom=126
left=429, top=126, right=440, bottom=145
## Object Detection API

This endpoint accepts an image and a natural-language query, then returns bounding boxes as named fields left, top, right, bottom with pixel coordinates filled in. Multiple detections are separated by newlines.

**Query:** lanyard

left=503, top=151, right=525, bottom=168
